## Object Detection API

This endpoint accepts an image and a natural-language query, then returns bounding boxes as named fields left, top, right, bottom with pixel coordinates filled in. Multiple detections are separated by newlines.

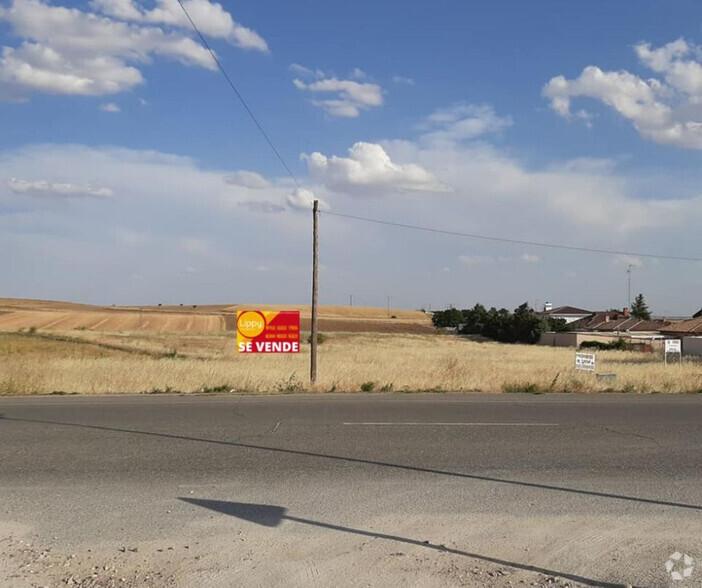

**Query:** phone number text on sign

left=236, top=310, right=300, bottom=353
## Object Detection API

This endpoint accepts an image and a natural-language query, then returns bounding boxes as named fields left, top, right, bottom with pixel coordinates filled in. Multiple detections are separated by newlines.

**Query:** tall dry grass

left=1, top=331, right=700, bottom=395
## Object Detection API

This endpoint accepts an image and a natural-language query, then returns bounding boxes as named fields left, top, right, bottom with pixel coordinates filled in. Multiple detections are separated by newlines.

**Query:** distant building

left=659, top=317, right=702, bottom=338
left=538, top=305, right=593, bottom=325
left=538, top=304, right=673, bottom=349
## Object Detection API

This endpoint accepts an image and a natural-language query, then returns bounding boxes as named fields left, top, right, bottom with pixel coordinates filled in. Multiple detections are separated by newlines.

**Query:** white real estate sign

left=665, top=339, right=681, bottom=354
left=575, top=352, right=596, bottom=372
left=664, top=339, right=682, bottom=365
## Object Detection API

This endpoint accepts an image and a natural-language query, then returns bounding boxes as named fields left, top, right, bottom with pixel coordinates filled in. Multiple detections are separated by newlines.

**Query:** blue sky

left=1, top=0, right=701, bottom=314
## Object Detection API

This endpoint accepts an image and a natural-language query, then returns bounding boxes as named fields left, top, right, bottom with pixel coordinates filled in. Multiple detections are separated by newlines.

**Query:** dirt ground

left=0, top=521, right=588, bottom=588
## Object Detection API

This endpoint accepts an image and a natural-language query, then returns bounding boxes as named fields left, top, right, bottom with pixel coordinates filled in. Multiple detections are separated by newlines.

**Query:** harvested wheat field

left=0, top=298, right=432, bottom=334
left=1, top=329, right=700, bottom=396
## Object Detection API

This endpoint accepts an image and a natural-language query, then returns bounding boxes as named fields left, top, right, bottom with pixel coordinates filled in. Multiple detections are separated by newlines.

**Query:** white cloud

left=293, top=73, right=383, bottom=118
left=391, top=75, right=415, bottom=85
left=90, top=0, right=142, bottom=20
left=91, top=0, right=269, bottom=51
left=419, top=103, right=512, bottom=146
left=224, top=170, right=270, bottom=189
left=286, top=187, right=329, bottom=211
left=0, top=144, right=332, bottom=305
left=8, top=177, right=114, bottom=198
left=379, top=132, right=702, bottom=234
left=99, top=102, right=121, bottom=113
left=520, top=253, right=540, bottom=263
left=0, top=0, right=266, bottom=100
left=288, top=63, right=324, bottom=79
left=543, top=38, right=702, bottom=149
left=303, top=142, right=450, bottom=195
left=140, top=0, right=268, bottom=52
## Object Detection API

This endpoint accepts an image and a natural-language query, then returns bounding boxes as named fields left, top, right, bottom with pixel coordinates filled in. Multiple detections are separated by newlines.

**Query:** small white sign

left=665, top=339, right=681, bottom=354
left=575, top=352, right=596, bottom=372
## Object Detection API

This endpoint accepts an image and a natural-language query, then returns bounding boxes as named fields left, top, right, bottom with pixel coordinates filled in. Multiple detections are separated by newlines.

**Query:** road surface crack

left=604, top=426, right=659, bottom=445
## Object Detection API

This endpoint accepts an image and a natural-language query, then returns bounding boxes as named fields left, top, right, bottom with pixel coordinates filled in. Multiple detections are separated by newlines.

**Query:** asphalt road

left=1, top=393, right=701, bottom=587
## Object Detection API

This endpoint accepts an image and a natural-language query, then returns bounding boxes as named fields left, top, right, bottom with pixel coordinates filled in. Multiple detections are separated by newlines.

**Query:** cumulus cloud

left=288, top=63, right=324, bottom=79
left=8, top=177, right=114, bottom=198
left=99, top=102, right=121, bottom=113
left=0, top=0, right=266, bottom=100
left=419, top=103, right=512, bottom=146
left=224, top=170, right=270, bottom=189
left=286, top=187, right=329, bottom=211
left=402, top=135, right=702, bottom=234
left=543, top=38, right=702, bottom=149
left=303, top=142, right=450, bottom=195
left=137, top=0, right=268, bottom=52
left=292, top=66, right=383, bottom=118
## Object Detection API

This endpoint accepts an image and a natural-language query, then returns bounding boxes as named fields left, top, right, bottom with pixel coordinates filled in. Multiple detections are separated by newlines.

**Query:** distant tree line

left=431, top=303, right=568, bottom=344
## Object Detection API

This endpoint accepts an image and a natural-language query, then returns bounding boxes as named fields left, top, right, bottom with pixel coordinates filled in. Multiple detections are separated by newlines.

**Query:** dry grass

left=0, top=309, right=224, bottom=332
left=1, top=330, right=700, bottom=396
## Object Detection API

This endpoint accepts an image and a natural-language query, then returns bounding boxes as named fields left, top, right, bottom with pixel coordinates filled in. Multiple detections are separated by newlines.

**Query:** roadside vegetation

left=1, top=329, right=700, bottom=396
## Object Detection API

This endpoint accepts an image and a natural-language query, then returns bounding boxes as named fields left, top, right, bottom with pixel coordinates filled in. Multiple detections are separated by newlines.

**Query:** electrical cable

left=322, top=210, right=702, bottom=262
left=174, top=0, right=301, bottom=187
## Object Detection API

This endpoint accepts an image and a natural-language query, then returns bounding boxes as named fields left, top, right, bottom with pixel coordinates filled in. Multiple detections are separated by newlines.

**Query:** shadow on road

left=179, top=497, right=634, bottom=588
left=1, top=414, right=700, bottom=512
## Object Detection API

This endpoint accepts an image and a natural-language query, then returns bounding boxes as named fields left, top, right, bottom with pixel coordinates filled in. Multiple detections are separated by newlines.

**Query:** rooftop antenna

left=627, top=264, right=634, bottom=310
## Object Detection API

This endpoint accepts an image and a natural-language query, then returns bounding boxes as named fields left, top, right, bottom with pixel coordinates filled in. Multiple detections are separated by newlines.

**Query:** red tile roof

left=660, top=317, right=702, bottom=335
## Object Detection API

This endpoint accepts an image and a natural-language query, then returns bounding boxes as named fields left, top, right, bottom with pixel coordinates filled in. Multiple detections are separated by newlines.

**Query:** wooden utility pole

left=310, top=200, right=319, bottom=383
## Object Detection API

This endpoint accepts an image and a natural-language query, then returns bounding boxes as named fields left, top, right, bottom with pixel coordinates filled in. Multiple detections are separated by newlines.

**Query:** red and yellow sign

left=236, top=310, right=300, bottom=353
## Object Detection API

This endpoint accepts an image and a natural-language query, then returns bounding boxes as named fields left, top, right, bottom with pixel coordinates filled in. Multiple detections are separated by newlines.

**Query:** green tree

left=545, top=317, right=570, bottom=332
left=512, top=302, right=544, bottom=344
left=431, top=308, right=463, bottom=329
left=482, top=307, right=513, bottom=342
left=630, top=293, right=651, bottom=320
left=461, top=303, right=489, bottom=334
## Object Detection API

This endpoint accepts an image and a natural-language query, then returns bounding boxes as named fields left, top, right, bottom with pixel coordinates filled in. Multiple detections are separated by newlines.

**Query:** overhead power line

left=174, top=0, right=301, bottom=188
left=322, top=211, right=702, bottom=262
